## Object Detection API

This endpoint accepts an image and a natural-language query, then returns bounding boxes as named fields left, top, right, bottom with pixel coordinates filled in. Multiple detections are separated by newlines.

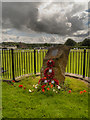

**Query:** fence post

left=83, top=48, right=86, bottom=78
left=34, top=49, right=36, bottom=74
left=11, top=49, right=15, bottom=80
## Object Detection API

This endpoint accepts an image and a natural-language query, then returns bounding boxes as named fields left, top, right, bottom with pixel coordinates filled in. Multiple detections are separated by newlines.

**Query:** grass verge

left=2, top=76, right=88, bottom=118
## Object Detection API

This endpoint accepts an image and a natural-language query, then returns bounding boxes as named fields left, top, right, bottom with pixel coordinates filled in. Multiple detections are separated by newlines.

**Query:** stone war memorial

left=40, top=45, right=71, bottom=84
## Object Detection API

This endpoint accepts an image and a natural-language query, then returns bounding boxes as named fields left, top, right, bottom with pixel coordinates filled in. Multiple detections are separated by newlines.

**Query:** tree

left=81, top=38, right=90, bottom=46
left=64, top=38, right=77, bottom=46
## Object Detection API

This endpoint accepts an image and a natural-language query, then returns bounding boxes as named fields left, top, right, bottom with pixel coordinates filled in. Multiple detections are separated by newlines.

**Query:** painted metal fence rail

left=1, top=48, right=90, bottom=80
left=66, top=49, right=90, bottom=78
left=1, top=49, right=47, bottom=80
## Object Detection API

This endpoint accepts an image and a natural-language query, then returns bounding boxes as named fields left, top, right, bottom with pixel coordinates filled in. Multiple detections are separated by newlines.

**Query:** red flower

left=44, top=77, right=47, bottom=79
left=19, top=85, right=23, bottom=88
left=56, top=80, right=59, bottom=85
left=41, top=85, right=46, bottom=88
left=83, top=90, right=87, bottom=92
left=53, top=79, right=59, bottom=85
left=24, top=87, right=26, bottom=89
left=42, top=88, right=45, bottom=92
left=12, top=80, right=15, bottom=82
left=80, top=91, right=83, bottom=94
left=51, top=84, right=53, bottom=88
left=68, top=90, right=71, bottom=93
left=47, top=88, right=50, bottom=90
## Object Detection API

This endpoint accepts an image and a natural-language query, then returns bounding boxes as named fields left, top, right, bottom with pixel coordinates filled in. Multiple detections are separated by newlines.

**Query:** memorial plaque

left=52, top=49, right=58, bottom=56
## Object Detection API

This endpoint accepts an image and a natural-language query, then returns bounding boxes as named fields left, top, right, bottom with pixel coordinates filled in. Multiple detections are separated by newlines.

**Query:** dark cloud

left=2, top=2, right=40, bottom=29
left=68, top=16, right=84, bottom=32
left=2, top=2, right=87, bottom=37
left=28, top=13, right=70, bottom=35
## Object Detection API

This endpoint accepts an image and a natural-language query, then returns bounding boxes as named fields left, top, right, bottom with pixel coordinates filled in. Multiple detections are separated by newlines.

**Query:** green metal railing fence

left=1, top=49, right=47, bottom=80
left=66, top=49, right=90, bottom=78
left=1, top=48, right=90, bottom=80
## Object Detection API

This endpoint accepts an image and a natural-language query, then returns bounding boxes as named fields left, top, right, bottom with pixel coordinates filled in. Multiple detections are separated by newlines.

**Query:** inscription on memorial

left=52, top=49, right=58, bottom=56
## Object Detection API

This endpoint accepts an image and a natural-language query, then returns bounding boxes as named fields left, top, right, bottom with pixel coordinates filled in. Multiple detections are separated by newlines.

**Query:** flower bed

left=34, top=59, right=61, bottom=95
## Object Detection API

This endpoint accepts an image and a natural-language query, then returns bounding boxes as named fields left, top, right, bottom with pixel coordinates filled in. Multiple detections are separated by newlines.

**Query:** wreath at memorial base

left=36, top=78, right=61, bottom=95
left=38, top=77, right=59, bottom=86
left=33, top=59, right=61, bottom=95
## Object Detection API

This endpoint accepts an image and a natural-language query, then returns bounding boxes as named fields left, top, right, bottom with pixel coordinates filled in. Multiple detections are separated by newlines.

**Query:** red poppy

left=19, top=85, right=23, bottom=88
left=68, top=90, right=71, bottom=93
left=42, top=88, right=45, bottom=92
left=47, top=88, right=50, bottom=90
left=44, top=77, right=47, bottom=79
left=51, top=84, right=53, bottom=88
left=53, top=79, right=59, bottom=85
left=80, top=91, right=83, bottom=94
left=49, top=83, right=51, bottom=85
left=12, top=80, right=15, bottom=82
left=83, top=90, right=87, bottom=92
left=41, top=85, right=46, bottom=88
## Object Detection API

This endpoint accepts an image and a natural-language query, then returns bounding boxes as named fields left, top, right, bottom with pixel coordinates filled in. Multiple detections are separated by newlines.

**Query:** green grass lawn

left=2, top=76, right=88, bottom=119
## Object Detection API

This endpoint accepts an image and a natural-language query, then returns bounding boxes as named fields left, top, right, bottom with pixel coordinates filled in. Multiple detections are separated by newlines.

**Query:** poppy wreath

left=47, top=59, right=55, bottom=67
left=38, top=78, right=51, bottom=84
left=53, top=79, right=59, bottom=85
left=38, top=78, right=45, bottom=84
left=44, top=67, right=54, bottom=79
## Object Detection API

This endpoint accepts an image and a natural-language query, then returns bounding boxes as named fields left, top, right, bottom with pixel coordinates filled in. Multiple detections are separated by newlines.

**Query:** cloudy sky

left=1, top=0, right=90, bottom=43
